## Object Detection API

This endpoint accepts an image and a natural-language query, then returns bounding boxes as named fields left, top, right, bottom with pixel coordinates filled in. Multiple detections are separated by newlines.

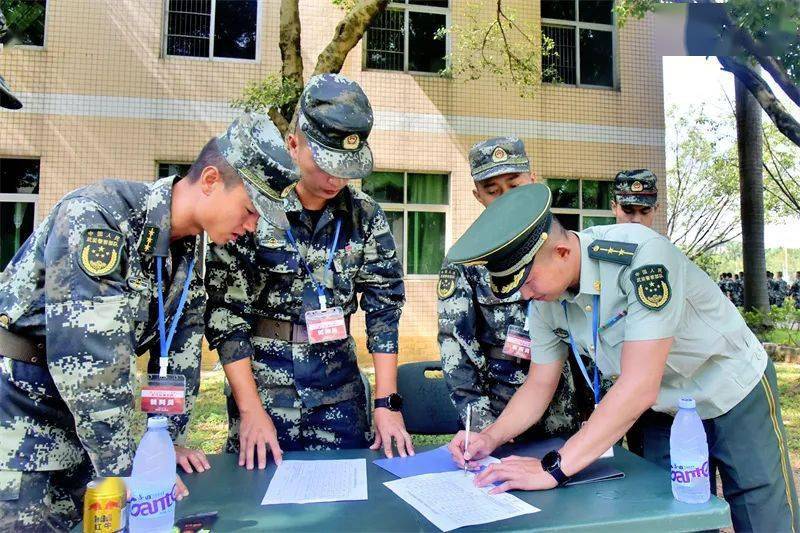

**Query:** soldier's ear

left=199, top=166, right=222, bottom=195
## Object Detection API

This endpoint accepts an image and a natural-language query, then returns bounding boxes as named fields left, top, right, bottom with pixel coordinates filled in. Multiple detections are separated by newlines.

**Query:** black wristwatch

left=541, top=450, right=570, bottom=487
left=374, top=393, right=403, bottom=412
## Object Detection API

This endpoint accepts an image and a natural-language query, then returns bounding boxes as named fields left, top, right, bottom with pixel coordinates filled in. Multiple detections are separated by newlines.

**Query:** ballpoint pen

left=464, top=404, right=471, bottom=475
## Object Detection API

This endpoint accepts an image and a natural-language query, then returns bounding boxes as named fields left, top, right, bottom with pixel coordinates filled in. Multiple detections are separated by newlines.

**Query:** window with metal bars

left=164, top=0, right=258, bottom=60
left=0, top=158, right=39, bottom=271
left=546, top=177, right=615, bottom=230
left=365, top=1, right=449, bottom=74
left=541, top=0, right=615, bottom=88
left=360, top=171, right=449, bottom=276
left=0, top=0, right=47, bottom=47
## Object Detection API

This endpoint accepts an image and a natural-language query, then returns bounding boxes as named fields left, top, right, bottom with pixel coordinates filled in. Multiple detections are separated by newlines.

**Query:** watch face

left=388, top=393, right=403, bottom=410
left=541, top=450, right=560, bottom=471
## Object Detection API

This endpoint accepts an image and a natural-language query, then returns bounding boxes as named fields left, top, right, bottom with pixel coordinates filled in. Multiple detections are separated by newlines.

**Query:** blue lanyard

left=156, top=256, right=196, bottom=377
left=525, top=301, right=533, bottom=332
left=285, top=218, right=342, bottom=310
left=561, top=294, right=601, bottom=405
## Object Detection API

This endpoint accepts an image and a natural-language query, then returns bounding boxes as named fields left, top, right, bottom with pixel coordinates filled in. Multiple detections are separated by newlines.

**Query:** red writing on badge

left=140, top=386, right=185, bottom=415
left=502, top=331, right=532, bottom=360
left=306, top=307, right=348, bottom=344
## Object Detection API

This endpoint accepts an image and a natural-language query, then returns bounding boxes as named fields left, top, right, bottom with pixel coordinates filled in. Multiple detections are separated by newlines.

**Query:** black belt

left=0, top=327, right=46, bottom=367
left=253, top=317, right=351, bottom=344
left=488, top=346, right=525, bottom=364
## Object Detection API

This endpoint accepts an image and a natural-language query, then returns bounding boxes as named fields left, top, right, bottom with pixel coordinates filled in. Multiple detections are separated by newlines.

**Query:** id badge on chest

left=141, top=374, right=186, bottom=415
left=305, top=306, right=347, bottom=344
left=502, top=325, right=531, bottom=360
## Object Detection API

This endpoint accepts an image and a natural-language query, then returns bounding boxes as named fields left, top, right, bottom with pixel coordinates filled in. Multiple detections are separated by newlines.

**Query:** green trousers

left=636, top=360, right=799, bottom=533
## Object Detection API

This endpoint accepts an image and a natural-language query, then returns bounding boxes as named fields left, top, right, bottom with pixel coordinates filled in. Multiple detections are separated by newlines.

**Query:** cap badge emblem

left=492, top=147, right=508, bottom=163
left=631, top=181, right=644, bottom=192
left=343, top=134, right=360, bottom=150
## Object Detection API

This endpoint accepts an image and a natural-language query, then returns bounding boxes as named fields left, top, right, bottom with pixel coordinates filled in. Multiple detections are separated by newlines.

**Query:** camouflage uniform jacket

left=438, top=263, right=584, bottom=436
left=205, top=184, right=404, bottom=408
left=0, top=177, right=204, bottom=476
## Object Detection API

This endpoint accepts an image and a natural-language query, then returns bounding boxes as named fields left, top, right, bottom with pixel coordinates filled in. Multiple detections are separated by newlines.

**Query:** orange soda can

left=83, top=477, right=128, bottom=532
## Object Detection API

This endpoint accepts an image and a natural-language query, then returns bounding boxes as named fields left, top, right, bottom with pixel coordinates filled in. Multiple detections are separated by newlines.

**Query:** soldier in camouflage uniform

left=0, top=7, right=23, bottom=110
left=610, top=169, right=658, bottom=226
left=731, top=274, right=744, bottom=307
left=205, top=74, right=410, bottom=471
left=0, top=122, right=286, bottom=530
left=777, top=271, right=789, bottom=308
left=791, top=271, right=800, bottom=309
left=767, top=271, right=779, bottom=306
left=438, top=137, right=587, bottom=439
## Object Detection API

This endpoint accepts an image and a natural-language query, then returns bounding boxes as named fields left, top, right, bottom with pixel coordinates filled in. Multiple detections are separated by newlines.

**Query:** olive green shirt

left=530, top=224, right=767, bottom=419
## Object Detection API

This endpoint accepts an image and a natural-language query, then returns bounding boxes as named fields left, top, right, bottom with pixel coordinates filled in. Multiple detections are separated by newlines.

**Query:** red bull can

left=83, top=477, right=127, bottom=532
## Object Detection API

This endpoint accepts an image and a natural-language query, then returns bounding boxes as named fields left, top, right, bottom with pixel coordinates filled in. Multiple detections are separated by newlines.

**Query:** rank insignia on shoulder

left=138, top=226, right=160, bottom=254
left=631, top=264, right=671, bottom=311
left=588, top=240, right=638, bottom=266
left=80, top=229, right=124, bottom=278
left=438, top=266, right=459, bottom=300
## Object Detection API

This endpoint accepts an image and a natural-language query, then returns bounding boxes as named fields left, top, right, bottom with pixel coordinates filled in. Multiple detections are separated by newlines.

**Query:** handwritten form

left=261, top=459, right=368, bottom=505
left=384, top=470, right=540, bottom=531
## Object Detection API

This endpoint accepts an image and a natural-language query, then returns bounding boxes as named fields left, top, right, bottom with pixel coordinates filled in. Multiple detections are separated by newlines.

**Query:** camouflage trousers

left=225, top=381, right=371, bottom=453
left=0, top=459, right=94, bottom=532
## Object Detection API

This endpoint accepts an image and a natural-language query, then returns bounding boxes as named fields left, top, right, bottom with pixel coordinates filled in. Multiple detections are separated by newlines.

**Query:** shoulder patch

left=588, top=240, right=638, bottom=266
left=79, top=229, right=124, bottom=278
left=437, top=266, right=459, bottom=300
left=630, top=264, right=671, bottom=311
left=553, top=328, right=569, bottom=339
left=138, top=225, right=160, bottom=254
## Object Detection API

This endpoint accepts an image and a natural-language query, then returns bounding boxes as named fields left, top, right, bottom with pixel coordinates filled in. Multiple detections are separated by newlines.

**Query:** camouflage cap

left=613, top=169, right=658, bottom=207
left=217, top=112, right=297, bottom=225
left=447, top=183, right=553, bottom=298
left=298, top=73, right=374, bottom=180
left=469, top=136, right=530, bottom=182
left=0, top=75, right=22, bottom=110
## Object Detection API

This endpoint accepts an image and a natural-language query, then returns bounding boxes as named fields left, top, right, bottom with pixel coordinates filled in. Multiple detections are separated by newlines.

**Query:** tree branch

left=718, top=56, right=800, bottom=148
left=313, top=0, right=389, bottom=77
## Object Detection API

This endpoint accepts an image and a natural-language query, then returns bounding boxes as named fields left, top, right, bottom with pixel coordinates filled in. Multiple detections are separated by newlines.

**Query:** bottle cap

left=678, top=397, right=696, bottom=409
left=147, top=416, right=169, bottom=429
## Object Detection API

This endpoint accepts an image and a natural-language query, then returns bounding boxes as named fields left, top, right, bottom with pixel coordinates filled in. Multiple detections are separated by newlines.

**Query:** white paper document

left=384, top=470, right=540, bottom=531
left=261, top=459, right=368, bottom=505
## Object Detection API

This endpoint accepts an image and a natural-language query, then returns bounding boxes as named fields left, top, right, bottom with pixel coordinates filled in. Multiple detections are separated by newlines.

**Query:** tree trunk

left=736, top=73, right=769, bottom=314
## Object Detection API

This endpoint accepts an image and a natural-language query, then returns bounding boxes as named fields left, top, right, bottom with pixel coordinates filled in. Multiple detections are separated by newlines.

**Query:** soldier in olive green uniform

left=446, top=184, right=798, bottom=533
left=438, top=137, right=587, bottom=438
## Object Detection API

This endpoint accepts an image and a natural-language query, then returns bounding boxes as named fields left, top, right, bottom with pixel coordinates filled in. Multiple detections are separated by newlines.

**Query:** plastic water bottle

left=670, top=398, right=711, bottom=503
left=128, top=416, right=178, bottom=532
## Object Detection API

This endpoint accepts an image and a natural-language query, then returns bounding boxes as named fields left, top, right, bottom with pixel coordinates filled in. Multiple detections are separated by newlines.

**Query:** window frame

left=161, top=0, right=262, bottom=63
left=156, top=161, right=192, bottom=179
left=367, top=170, right=451, bottom=279
left=363, top=0, right=451, bottom=76
left=547, top=177, right=615, bottom=230
left=2, top=0, right=49, bottom=50
left=0, top=156, right=41, bottom=270
left=541, top=0, right=618, bottom=90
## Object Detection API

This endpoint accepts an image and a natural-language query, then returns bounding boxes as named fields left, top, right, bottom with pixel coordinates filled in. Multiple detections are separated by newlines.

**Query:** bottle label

left=129, top=483, right=178, bottom=518
left=670, top=461, right=710, bottom=484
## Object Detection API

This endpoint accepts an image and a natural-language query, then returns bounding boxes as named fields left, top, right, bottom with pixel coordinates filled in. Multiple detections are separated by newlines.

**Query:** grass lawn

left=185, top=364, right=800, bottom=488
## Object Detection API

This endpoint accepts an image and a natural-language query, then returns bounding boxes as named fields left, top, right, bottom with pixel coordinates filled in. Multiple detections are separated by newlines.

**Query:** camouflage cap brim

left=615, top=193, right=657, bottom=207
left=0, top=75, right=22, bottom=110
left=473, top=160, right=531, bottom=182
left=242, top=179, right=289, bottom=230
left=306, top=134, right=374, bottom=180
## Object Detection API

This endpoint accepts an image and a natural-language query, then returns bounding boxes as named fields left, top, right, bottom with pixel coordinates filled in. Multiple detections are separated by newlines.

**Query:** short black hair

left=187, top=138, right=241, bottom=187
